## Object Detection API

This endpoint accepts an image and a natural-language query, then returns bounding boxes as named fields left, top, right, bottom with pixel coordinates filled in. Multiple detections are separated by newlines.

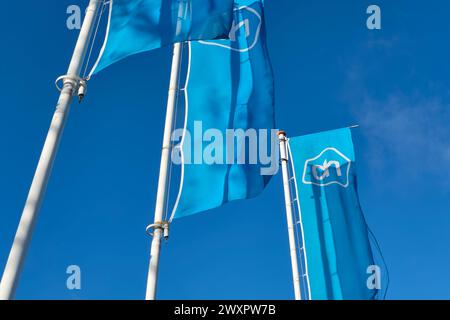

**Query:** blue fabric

left=91, top=0, right=234, bottom=74
left=172, top=0, right=275, bottom=219
left=288, top=128, right=378, bottom=300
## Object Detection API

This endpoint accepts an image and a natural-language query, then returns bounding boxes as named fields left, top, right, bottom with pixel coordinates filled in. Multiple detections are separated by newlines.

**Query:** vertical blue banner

left=288, top=128, right=379, bottom=300
left=171, top=0, right=275, bottom=220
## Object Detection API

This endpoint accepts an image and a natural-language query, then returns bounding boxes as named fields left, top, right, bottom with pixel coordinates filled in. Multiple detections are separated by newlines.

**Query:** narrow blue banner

left=90, top=0, right=234, bottom=75
left=288, top=128, right=379, bottom=300
left=171, top=0, right=275, bottom=220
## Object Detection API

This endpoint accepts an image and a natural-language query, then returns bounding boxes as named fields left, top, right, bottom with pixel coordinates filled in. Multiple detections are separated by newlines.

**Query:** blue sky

left=1, top=0, right=450, bottom=299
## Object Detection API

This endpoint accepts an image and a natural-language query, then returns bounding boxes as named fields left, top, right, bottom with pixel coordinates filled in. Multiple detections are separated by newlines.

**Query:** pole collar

left=146, top=221, right=170, bottom=240
left=55, top=75, right=81, bottom=93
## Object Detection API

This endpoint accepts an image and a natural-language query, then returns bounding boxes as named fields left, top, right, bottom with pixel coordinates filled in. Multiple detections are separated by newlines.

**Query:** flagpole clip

left=146, top=221, right=170, bottom=241
left=77, top=79, right=88, bottom=102
left=55, top=75, right=80, bottom=92
left=55, top=75, right=88, bottom=102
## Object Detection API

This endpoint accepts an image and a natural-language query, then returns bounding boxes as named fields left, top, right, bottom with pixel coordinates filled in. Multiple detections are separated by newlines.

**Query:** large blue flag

left=171, top=0, right=275, bottom=220
left=90, top=0, right=234, bottom=75
left=288, top=128, right=379, bottom=300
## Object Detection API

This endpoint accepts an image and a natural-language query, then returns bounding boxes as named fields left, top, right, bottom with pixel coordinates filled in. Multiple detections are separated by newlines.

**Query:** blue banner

left=288, top=128, right=379, bottom=300
left=171, top=0, right=275, bottom=220
left=90, top=0, right=234, bottom=75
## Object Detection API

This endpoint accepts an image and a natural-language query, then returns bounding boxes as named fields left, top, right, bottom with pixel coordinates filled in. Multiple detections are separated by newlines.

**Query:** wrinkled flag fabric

left=90, top=0, right=235, bottom=75
left=288, top=128, right=379, bottom=300
left=171, top=0, right=275, bottom=220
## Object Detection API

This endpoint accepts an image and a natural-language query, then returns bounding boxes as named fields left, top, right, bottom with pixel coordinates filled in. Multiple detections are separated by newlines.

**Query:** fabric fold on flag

left=170, top=0, right=275, bottom=220
left=288, top=128, right=379, bottom=300
left=89, top=0, right=235, bottom=76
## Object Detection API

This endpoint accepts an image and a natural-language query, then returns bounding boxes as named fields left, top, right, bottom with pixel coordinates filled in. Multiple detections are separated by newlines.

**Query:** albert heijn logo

left=199, top=5, right=262, bottom=52
left=302, top=148, right=351, bottom=188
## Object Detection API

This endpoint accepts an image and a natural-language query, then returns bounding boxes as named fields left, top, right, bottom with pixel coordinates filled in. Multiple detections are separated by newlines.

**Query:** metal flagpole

left=145, top=42, right=183, bottom=300
left=0, top=0, right=102, bottom=300
left=278, top=130, right=302, bottom=300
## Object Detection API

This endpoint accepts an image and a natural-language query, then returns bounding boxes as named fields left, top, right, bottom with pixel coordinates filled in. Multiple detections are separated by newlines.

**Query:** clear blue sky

left=1, top=0, right=449, bottom=299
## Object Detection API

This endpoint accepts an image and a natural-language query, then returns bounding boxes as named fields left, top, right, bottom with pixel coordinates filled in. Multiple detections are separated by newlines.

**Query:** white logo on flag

left=229, top=19, right=250, bottom=42
left=302, top=148, right=351, bottom=187
left=198, top=6, right=262, bottom=52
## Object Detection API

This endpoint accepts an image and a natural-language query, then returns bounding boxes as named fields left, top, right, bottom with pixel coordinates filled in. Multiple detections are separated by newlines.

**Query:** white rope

left=83, top=0, right=108, bottom=79
left=163, top=42, right=185, bottom=223
left=287, top=153, right=310, bottom=299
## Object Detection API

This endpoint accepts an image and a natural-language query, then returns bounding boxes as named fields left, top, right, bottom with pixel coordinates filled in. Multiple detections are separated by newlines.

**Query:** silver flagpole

left=145, top=42, right=183, bottom=300
left=278, top=130, right=302, bottom=300
left=0, top=0, right=102, bottom=300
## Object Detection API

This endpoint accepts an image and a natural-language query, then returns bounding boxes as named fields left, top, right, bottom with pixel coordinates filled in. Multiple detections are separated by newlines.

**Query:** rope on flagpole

left=283, top=138, right=309, bottom=299
left=82, top=0, right=108, bottom=80
left=145, top=42, right=184, bottom=300
left=163, top=42, right=185, bottom=224
left=278, top=131, right=302, bottom=300
left=146, top=42, right=185, bottom=241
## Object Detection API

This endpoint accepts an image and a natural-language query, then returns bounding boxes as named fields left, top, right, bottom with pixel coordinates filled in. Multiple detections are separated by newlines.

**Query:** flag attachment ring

left=55, top=75, right=88, bottom=102
left=146, top=221, right=170, bottom=241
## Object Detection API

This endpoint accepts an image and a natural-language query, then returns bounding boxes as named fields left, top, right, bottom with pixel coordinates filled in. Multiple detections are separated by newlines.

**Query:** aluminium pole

left=278, top=131, right=302, bottom=300
left=0, top=0, right=102, bottom=300
left=145, top=42, right=183, bottom=300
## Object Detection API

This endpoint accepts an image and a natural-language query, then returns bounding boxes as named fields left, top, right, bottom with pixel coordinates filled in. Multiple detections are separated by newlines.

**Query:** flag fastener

left=77, top=79, right=88, bottom=103
left=146, top=221, right=170, bottom=241
left=54, top=75, right=88, bottom=103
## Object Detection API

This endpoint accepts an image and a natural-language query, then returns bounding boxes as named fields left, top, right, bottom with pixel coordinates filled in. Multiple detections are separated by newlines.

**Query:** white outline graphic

left=198, top=6, right=262, bottom=53
left=302, top=147, right=351, bottom=188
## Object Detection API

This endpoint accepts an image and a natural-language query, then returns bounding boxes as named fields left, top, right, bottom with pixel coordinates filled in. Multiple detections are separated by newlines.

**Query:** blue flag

left=171, top=0, right=275, bottom=220
left=288, top=128, right=379, bottom=300
left=90, top=0, right=234, bottom=75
